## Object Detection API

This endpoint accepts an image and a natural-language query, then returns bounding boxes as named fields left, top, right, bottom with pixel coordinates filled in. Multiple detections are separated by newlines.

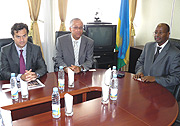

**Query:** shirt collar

left=15, top=43, right=27, bottom=52
left=156, top=40, right=168, bottom=50
left=71, top=34, right=81, bottom=43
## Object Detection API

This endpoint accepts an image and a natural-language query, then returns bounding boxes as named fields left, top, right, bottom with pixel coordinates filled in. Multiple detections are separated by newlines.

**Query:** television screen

left=84, top=25, right=116, bottom=52
left=88, top=27, right=113, bottom=46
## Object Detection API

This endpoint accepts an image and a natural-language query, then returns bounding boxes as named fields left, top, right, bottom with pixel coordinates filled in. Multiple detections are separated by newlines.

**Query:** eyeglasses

left=153, top=31, right=168, bottom=35
left=71, top=26, right=83, bottom=30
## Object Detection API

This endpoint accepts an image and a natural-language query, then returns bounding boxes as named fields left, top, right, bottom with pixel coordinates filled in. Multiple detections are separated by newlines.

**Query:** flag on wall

left=116, top=0, right=130, bottom=70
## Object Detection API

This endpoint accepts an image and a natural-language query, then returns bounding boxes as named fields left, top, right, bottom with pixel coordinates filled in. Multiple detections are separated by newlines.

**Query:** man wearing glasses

left=55, top=18, right=94, bottom=73
left=133, top=23, right=180, bottom=93
left=1, top=23, right=47, bottom=82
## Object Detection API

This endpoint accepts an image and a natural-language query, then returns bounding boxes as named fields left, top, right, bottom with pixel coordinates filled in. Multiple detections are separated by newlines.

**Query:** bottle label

left=110, top=88, right=118, bottom=100
left=58, top=79, right=64, bottom=90
left=52, top=104, right=60, bottom=117
left=11, top=88, right=18, bottom=99
left=113, top=73, right=117, bottom=78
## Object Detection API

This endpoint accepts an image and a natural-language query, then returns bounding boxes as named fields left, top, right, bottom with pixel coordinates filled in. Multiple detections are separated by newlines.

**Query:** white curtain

left=43, top=0, right=55, bottom=72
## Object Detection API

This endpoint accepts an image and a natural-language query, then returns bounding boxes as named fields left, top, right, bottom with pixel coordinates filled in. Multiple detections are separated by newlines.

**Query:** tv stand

left=94, top=51, right=117, bottom=69
left=84, top=23, right=117, bottom=69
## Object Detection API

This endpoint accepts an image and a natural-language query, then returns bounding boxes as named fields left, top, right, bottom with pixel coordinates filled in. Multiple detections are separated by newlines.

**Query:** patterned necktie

left=20, top=50, right=26, bottom=74
left=74, top=41, right=79, bottom=66
left=153, top=47, right=161, bottom=62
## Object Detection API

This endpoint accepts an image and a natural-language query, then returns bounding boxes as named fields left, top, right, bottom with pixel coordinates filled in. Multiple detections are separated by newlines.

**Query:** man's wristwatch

left=80, top=66, right=84, bottom=71
left=36, top=73, right=40, bottom=78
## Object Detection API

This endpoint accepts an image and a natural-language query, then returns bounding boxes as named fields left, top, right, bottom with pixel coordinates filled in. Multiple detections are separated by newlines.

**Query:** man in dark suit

left=133, top=23, right=180, bottom=93
left=55, top=18, right=94, bottom=73
left=1, top=23, right=47, bottom=82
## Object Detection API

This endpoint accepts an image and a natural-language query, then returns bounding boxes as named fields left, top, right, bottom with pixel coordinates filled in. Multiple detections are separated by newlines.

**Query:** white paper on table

left=137, top=78, right=142, bottom=81
left=104, top=68, right=112, bottom=86
left=68, top=68, right=74, bottom=86
left=0, top=108, right=12, bottom=126
left=64, top=93, right=73, bottom=113
left=2, top=84, right=11, bottom=93
left=89, top=69, right=96, bottom=71
left=2, top=79, right=45, bottom=93
left=2, top=84, right=11, bottom=89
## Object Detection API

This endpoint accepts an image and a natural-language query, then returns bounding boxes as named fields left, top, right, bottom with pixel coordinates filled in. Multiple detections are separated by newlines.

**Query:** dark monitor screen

left=88, top=27, right=113, bottom=46
left=84, top=25, right=116, bottom=52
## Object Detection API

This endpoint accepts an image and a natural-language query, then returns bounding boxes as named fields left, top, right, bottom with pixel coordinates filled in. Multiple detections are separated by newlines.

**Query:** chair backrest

left=169, top=38, right=180, bottom=101
left=0, top=38, right=13, bottom=51
left=0, top=36, right=33, bottom=51
left=55, top=31, right=87, bottom=44
left=55, top=31, right=71, bottom=44
left=169, top=38, right=180, bottom=50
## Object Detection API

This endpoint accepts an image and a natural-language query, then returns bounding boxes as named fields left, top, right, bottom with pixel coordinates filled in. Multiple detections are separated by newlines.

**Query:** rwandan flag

left=116, top=0, right=129, bottom=70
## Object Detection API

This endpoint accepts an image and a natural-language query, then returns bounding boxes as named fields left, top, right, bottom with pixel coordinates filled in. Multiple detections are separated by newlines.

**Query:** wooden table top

left=13, top=96, right=177, bottom=126
left=0, top=69, right=178, bottom=125
left=13, top=98, right=149, bottom=126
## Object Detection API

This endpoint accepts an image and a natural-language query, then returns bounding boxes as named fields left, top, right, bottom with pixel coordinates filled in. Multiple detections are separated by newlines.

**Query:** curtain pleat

left=27, top=0, right=44, bottom=58
left=58, top=0, right=68, bottom=31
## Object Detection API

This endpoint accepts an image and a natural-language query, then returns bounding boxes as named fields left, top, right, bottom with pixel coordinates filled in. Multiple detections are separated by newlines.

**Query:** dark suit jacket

left=135, top=41, right=180, bottom=92
left=55, top=34, right=94, bottom=70
left=1, top=41, right=47, bottom=80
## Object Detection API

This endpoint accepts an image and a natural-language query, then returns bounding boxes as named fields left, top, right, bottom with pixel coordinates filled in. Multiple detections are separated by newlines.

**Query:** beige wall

left=134, top=0, right=180, bottom=46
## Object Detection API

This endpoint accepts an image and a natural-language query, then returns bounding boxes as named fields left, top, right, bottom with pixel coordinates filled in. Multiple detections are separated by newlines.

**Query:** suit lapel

left=11, top=43, right=20, bottom=71
left=26, top=42, right=32, bottom=70
left=79, top=35, right=86, bottom=59
left=153, top=42, right=170, bottom=64
left=150, top=43, right=156, bottom=64
left=67, top=35, right=74, bottom=58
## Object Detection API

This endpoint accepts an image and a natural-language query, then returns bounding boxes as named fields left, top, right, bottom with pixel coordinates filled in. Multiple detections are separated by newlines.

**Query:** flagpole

left=170, top=0, right=176, bottom=37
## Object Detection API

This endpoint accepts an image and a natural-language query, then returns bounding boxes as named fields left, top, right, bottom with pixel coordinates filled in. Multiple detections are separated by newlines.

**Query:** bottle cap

left=59, top=66, right=63, bottom=69
left=11, top=73, right=15, bottom=77
left=112, top=66, right=116, bottom=70
left=113, top=74, right=117, bottom=78
left=53, top=87, right=58, bottom=92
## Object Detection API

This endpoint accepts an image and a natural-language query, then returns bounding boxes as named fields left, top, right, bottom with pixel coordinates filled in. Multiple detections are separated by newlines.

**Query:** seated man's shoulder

left=1, top=42, right=14, bottom=50
left=56, top=34, right=71, bottom=44
left=82, top=35, right=94, bottom=43
left=27, top=42, right=41, bottom=52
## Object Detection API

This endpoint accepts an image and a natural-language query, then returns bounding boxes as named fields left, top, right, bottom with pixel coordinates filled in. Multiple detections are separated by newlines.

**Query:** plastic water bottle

left=0, top=110, right=4, bottom=126
left=110, top=75, right=118, bottom=100
left=10, top=73, right=19, bottom=101
left=112, top=66, right=117, bottom=79
left=58, top=66, right=65, bottom=91
left=52, top=87, right=60, bottom=118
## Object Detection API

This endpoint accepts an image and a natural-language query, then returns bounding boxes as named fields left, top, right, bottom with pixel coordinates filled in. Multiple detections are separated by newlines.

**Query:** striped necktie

left=20, top=50, right=26, bottom=74
left=73, top=41, right=79, bottom=66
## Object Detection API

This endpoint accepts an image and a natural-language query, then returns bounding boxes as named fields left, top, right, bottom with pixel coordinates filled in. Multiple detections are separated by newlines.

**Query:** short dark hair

left=11, top=23, right=29, bottom=37
left=164, top=23, right=170, bottom=32
left=157, top=23, right=170, bottom=33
